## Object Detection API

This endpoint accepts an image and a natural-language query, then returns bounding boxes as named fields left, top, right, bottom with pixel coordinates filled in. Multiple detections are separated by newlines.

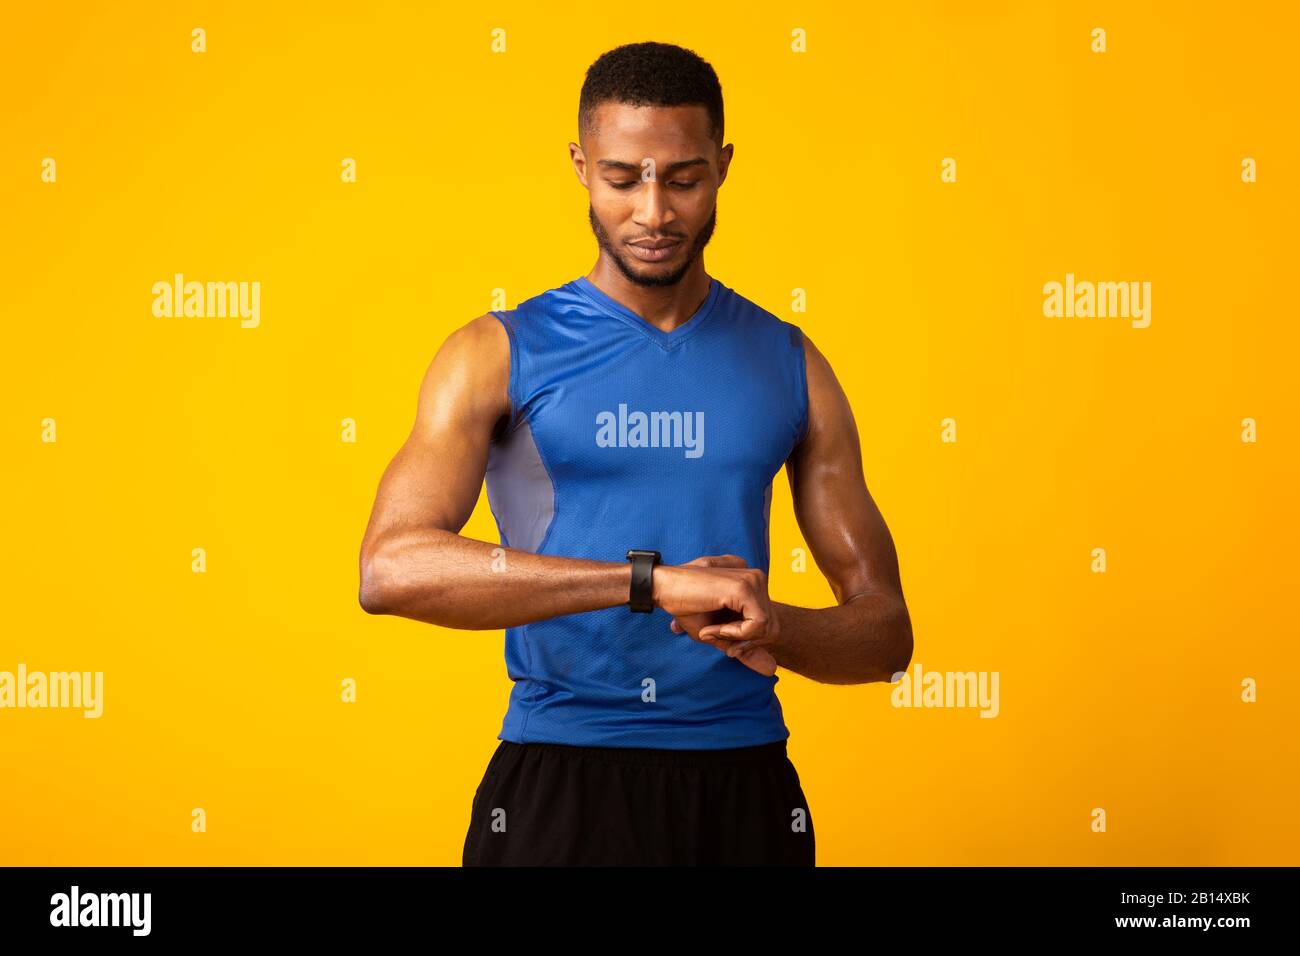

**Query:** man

left=358, top=41, right=912, bottom=866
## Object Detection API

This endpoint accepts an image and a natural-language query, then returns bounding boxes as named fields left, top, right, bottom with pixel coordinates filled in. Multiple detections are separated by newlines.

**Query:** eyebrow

left=596, top=157, right=709, bottom=173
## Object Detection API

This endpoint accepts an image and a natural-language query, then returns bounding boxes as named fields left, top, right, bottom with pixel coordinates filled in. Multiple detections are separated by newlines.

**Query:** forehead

left=584, top=101, right=714, bottom=158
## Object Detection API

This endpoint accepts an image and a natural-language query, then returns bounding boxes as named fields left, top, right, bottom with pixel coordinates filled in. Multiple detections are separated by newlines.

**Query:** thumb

left=684, top=553, right=748, bottom=569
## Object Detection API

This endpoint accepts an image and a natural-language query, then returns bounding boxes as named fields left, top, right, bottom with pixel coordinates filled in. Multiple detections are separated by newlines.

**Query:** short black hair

left=578, top=42, right=724, bottom=146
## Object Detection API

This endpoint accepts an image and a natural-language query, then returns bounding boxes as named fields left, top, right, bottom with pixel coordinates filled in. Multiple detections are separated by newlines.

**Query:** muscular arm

left=357, top=314, right=769, bottom=630
left=358, top=314, right=637, bottom=627
left=767, top=335, right=913, bottom=684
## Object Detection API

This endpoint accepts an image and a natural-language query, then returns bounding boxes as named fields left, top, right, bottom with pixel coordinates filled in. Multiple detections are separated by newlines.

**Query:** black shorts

left=462, top=738, right=815, bottom=866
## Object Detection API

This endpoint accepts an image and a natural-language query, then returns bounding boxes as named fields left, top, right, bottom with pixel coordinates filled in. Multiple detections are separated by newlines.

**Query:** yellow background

left=2, top=1, right=1296, bottom=865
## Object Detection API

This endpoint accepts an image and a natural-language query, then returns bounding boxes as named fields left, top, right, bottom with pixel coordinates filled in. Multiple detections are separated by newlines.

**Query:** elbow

left=883, top=601, right=914, bottom=681
left=888, top=633, right=913, bottom=681
left=357, top=530, right=451, bottom=620
left=358, top=577, right=389, bottom=616
left=358, top=540, right=394, bottom=615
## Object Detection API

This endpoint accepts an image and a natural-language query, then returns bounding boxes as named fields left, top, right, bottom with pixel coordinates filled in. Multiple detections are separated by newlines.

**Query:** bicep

left=785, top=334, right=904, bottom=604
left=362, top=314, right=510, bottom=543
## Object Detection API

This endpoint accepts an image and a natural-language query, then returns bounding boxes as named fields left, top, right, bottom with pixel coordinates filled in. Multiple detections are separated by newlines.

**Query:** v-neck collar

left=571, top=274, right=721, bottom=350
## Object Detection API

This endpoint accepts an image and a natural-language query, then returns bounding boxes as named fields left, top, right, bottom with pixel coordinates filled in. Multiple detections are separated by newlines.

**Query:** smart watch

left=626, top=549, right=661, bottom=613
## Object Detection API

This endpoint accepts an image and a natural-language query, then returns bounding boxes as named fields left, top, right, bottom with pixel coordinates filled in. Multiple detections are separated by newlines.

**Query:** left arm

left=693, top=333, right=913, bottom=684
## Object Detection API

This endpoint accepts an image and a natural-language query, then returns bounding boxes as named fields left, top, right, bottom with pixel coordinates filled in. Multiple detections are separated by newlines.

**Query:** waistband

left=497, top=737, right=789, bottom=769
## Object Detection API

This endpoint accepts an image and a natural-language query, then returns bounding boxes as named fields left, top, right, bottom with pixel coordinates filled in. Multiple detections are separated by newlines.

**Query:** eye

left=607, top=180, right=699, bottom=191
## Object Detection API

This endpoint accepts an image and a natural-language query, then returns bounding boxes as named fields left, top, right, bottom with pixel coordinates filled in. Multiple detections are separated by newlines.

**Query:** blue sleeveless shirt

left=486, top=274, right=809, bottom=749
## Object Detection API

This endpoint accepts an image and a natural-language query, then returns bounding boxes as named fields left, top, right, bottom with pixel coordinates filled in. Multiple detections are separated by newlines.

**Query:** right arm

left=356, top=314, right=769, bottom=631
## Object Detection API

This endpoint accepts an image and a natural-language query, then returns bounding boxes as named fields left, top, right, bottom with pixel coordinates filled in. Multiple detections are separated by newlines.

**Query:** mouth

left=626, top=239, right=683, bottom=262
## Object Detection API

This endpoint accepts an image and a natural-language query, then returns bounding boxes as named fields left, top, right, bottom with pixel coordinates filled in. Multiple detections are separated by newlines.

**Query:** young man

left=358, top=41, right=912, bottom=866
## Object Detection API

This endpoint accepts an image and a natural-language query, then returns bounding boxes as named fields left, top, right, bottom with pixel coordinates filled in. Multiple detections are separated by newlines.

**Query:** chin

left=620, top=256, right=690, bottom=288
left=633, top=269, right=686, bottom=288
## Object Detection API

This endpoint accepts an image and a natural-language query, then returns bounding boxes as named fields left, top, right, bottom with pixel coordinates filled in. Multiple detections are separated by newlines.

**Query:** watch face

left=627, top=550, right=658, bottom=612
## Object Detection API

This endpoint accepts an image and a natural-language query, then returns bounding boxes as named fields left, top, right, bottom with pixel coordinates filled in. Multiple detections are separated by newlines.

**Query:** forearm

left=769, top=592, right=913, bottom=685
left=360, top=527, right=631, bottom=628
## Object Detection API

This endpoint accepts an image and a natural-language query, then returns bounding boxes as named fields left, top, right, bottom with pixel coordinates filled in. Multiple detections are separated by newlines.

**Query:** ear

left=717, top=142, right=734, bottom=187
left=569, top=142, right=589, bottom=188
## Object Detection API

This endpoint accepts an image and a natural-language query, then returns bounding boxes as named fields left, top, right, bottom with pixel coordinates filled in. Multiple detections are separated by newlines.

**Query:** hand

left=657, top=555, right=780, bottom=677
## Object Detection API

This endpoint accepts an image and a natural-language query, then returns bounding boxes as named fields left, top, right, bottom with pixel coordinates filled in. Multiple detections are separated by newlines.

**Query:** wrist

left=650, top=564, right=669, bottom=607
left=767, top=601, right=792, bottom=654
left=625, top=549, right=661, bottom=613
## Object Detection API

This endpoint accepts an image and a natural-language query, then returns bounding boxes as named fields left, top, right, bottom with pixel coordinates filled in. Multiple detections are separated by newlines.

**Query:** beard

left=587, top=202, right=717, bottom=288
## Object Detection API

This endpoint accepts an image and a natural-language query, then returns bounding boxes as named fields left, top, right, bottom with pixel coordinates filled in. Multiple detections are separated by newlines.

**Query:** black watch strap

left=626, top=549, right=661, bottom=613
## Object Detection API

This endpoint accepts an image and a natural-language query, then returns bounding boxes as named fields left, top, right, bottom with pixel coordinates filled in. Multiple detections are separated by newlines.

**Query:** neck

left=585, top=257, right=712, bottom=334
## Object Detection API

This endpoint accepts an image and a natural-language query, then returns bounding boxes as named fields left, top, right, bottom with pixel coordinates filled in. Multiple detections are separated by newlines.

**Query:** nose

left=633, top=178, right=677, bottom=235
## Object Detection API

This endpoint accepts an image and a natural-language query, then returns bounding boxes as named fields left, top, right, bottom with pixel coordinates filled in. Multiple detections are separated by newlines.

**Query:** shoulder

left=416, top=313, right=510, bottom=419
left=719, top=282, right=808, bottom=351
left=798, top=331, right=832, bottom=381
left=788, top=329, right=841, bottom=400
left=793, top=329, right=856, bottom=455
left=434, top=312, right=510, bottom=371
left=488, top=280, right=576, bottom=334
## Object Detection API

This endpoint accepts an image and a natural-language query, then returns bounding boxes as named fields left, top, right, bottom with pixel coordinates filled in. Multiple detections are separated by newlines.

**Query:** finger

left=674, top=612, right=717, bottom=639
left=702, top=637, right=777, bottom=676
left=669, top=618, right=682, bottom=633
left=685, top=554, right=748, bottom=569
left=705, top=586, right=766, bottom=639
left=708, top=616, right=764, bottom=641
left=729, top=585, right=770, bottom=640
left=740, top=648, right=779, bottom=676
left=702, top=627, right=773, bottom=650
left=697, top=614, right=747, bottom=640
left=698, top=624, right=732, bottom=640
